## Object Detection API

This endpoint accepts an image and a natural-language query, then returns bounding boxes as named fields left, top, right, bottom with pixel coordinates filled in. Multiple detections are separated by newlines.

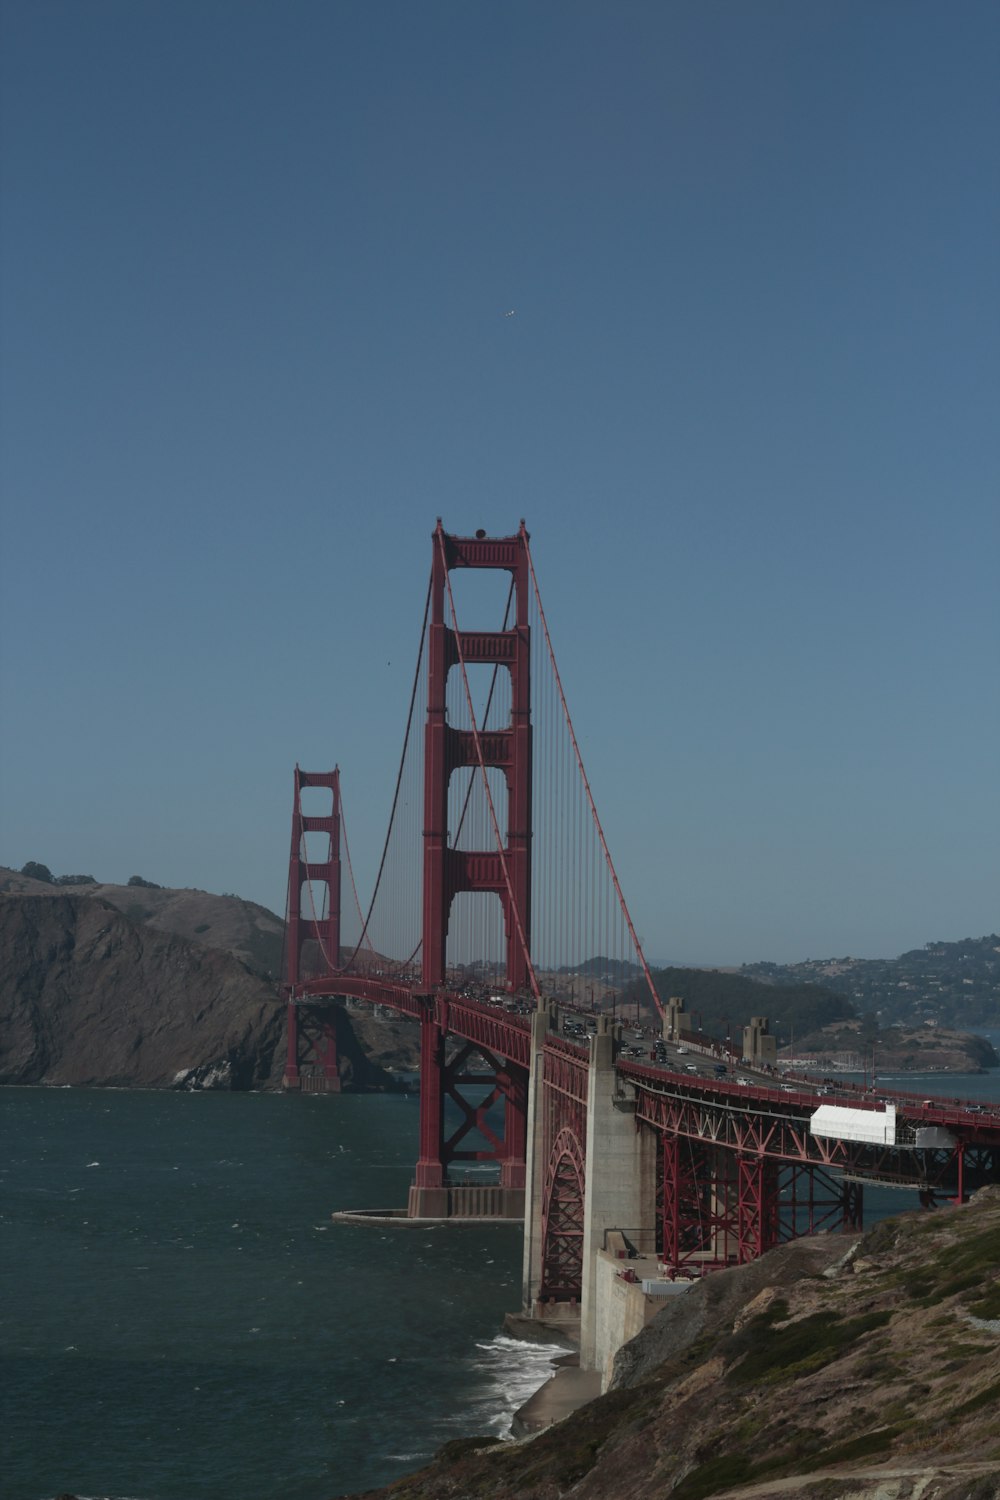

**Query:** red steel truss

left=538, top=1037, right=589, bottom=1301
left=633, top=1067, right=997, bottom=1276
left=285, top=1006, right=342, bottom=1094
left=540, top=1127, right=587, bottom=1300
left=411, top=1009, right=530, bottom=1211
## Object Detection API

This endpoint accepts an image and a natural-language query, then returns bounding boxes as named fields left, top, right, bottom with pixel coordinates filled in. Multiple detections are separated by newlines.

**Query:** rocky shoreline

left=340, top=1189, right=1000, bottom=1500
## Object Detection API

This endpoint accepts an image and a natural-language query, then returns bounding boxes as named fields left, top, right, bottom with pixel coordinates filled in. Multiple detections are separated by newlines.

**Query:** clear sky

left=1, top=0, right=997, bottom=966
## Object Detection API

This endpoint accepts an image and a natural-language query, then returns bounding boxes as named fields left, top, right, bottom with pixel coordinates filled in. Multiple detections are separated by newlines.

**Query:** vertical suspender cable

left=523, top=537, right=663, bottom=1021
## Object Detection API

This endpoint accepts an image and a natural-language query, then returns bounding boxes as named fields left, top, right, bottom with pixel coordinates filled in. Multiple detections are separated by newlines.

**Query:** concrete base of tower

left=407, top=1183, right=450, bottom=1218
left=406, top=1183, right=525, bottom=1219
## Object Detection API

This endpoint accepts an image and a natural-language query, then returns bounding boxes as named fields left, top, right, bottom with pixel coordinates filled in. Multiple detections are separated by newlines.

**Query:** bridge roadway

left=296, top=975, right=1000, bottom=1163
left=297, top=977, right=1000, bottom=1205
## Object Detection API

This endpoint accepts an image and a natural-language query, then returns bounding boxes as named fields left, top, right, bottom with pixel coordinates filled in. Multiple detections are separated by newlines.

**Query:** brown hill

left=349, top=1189, right=1000, bottom=1500
left=0, top=868, right=285, bottom=977
left=0, top=893, right=286, bottom=1089
left=0, top=892, right=418, bottom=1090
left=785, top=1017, right=999, bottom=1074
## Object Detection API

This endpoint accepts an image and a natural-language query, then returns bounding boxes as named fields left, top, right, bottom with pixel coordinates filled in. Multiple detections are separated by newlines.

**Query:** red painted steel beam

left=285, top=767, right=342, bottom=993
left=423, top=521, right=533, bottom=995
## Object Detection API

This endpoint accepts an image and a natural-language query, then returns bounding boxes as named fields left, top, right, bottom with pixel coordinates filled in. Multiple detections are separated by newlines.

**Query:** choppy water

left=1, top=1089, right=564, bottom=1500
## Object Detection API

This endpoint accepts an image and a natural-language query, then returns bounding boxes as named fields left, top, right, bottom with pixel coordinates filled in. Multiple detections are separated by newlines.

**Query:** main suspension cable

left=341, top=573, right=432, bottom=973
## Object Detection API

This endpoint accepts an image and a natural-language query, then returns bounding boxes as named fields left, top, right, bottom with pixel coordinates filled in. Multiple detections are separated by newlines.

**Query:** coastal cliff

left=0, top=891, right=417, bottom=1090
left=348, top=1188, right=1000, bottom=1500
left=0, top=892, right=286, bottom=1089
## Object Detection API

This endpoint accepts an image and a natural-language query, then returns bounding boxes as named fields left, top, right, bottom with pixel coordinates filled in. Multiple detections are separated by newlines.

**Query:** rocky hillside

left=744, top=935, right=1000, bottom=1029
left=0, top=893, right=416, bottom=1090
left=0, top=893, right=286, bottom=1089
left=0, top=867, right=285, bottom=978
left=352, top=1189, right=1000, bottom=1500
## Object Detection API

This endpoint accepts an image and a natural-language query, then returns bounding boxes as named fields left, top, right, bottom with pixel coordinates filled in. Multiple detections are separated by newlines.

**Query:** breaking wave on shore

left=452, top=1333, right=569, bottom=1438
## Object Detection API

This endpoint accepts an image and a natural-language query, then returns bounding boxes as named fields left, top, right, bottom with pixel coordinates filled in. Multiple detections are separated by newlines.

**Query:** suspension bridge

left=279, top=521, right=1000, bottom=1370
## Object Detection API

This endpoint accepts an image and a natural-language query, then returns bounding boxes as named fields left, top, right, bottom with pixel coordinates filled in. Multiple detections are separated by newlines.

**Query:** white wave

left=446, top=1333, right=568, bottom=1438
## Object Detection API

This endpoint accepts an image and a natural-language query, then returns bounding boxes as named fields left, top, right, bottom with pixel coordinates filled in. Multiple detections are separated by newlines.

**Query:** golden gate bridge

left=279, top=521, right=1000, bottom=1325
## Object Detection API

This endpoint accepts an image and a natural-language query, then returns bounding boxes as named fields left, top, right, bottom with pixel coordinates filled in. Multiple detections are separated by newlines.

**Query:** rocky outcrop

left=0, top=892, right=420, bottom=1091
left=346, top=1189, right=1000, bottom=1499
left=0, top=869, right=285, bottom=978
left=0, top=893, right=286, bottom=1089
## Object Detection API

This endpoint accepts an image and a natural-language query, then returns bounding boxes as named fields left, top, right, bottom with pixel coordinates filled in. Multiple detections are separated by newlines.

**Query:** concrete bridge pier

left=520, top=1000, right=559, bottom=1320
left=579, top=1026, right=658, bottom=1371
left=520, top=1010, right=660, bottom=1358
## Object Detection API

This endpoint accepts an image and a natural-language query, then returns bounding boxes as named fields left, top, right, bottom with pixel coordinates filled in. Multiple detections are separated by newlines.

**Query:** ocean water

left=4, top=1059, right=999, bottom=1500
left=0, top=1088, right=564, bottom=1500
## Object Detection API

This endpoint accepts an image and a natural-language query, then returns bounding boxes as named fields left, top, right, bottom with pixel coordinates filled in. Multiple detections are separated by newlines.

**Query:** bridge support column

left=283, top=1001, right=300, bottom=1089
left=664, top=995, right=685, bottom=1042
left=521, top=1003, right=556, bottom=1312
left=580, top=1024, right=657, bottom=1371
left=499, top=1064, right=527, bottom=1196
left=737, top=1156, right=779, bottom=1262
left=408, top=1008, right=448, bottom=1218
left=283, top=1003, right=342, bottom=1093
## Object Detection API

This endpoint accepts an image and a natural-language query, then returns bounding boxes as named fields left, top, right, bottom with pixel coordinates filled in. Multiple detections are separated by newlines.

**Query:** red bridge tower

left=410, top=521, right=533, bottom=1216
left=283, top=767, right=343, bottom=1091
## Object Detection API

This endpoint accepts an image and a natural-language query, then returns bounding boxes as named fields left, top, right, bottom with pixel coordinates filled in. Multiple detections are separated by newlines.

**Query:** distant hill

left=558, top=956, right=642, bottom=982
left=642, top=966, right=855, bottom=1044
left=0, top=867, right=285, bottom=978
left=0, top=868, right=418, bottom=1090
left=0, top=892, right=286, bottom=1089
left=744, top=935, right=1000, bottom=1029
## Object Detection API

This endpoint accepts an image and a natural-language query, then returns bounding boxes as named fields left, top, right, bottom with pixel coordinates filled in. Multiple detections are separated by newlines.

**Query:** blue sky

left=1, top=0, right=997, bottom=966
